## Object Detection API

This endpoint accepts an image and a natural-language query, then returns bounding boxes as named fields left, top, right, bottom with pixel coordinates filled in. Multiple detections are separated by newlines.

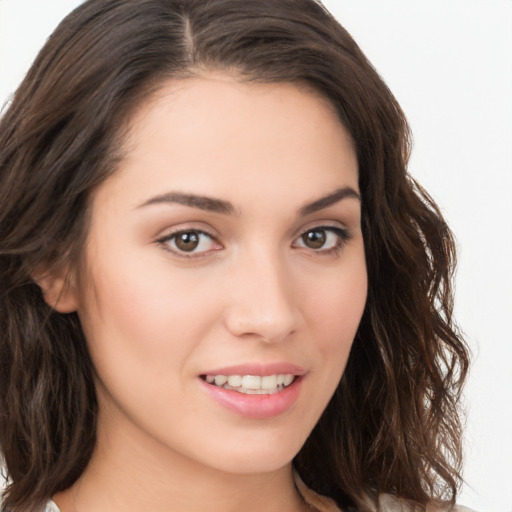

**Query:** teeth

left=227, top=375, right=242, bottom=387
left=283, top=374, right=294, bottom=386
left=204, top=373, right=296, bottom=393
left=241, top=375, right=261, bottom=389
left=261, top=375, right=277, bottom=390
left=214, top=375, right=227, bottom=386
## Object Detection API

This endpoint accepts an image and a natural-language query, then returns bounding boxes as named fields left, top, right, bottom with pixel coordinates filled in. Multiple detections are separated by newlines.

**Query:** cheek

left=294, top=251, right=367, bottom=431
left=78, top=248, right=221, bottom=373
left=304, top=253, right=367, bottom=356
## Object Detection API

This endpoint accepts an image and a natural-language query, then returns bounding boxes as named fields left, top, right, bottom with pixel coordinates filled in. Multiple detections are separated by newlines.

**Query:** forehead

left=96, top=73, right=358, bottom=211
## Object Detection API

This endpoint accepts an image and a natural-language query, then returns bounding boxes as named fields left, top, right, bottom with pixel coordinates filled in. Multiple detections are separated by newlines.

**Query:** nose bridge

left=223, top=243, right=297, bottom=342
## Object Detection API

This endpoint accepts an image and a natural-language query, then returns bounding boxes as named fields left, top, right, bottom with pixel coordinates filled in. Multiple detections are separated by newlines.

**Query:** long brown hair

left=0, top=1, right=469, bottom=510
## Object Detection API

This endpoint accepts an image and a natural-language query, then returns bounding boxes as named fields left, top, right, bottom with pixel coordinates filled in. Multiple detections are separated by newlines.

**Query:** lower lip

left=199, top=377, right=303, bottom=419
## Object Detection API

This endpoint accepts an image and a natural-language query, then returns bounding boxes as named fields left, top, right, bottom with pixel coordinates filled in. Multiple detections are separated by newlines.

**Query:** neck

left=53, top=413, right=307, bottom=512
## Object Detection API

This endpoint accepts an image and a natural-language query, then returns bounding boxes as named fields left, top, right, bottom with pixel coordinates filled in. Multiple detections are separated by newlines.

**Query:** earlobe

left=34, top=270, right=79, bottom=313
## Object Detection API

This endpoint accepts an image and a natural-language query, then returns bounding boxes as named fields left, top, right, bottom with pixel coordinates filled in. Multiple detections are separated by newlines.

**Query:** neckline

left=47, top=471, right=341, bottom=512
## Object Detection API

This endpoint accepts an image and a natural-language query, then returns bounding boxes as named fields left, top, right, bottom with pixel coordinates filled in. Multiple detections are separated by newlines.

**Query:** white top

left=42, top=500, right=61, bottom=512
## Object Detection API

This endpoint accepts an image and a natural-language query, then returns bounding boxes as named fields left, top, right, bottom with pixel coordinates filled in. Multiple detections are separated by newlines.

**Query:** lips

left=199, top=363, right=305, bottom=419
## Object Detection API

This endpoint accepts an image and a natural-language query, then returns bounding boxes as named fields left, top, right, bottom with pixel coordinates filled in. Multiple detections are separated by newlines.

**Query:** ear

left=33, top=268, right=79, bottom=313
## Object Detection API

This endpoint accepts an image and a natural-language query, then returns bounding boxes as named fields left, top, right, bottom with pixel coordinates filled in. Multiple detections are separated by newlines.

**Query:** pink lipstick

left=199, top=363, right=305, bottom=419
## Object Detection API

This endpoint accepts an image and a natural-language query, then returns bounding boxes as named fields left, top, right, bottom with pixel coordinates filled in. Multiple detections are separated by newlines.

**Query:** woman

left=0, top=1, right=470, bottom=511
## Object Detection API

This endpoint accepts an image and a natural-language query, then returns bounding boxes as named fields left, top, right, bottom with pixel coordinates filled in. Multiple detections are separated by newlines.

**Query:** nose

left=222, top=248, right=298, bottom=344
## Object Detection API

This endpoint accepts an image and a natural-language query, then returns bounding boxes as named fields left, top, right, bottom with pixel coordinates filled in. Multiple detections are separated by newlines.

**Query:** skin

left=49, top=74, right=367, bottom=512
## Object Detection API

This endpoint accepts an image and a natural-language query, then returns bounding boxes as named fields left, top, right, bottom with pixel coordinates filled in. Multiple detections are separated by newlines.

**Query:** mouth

left=199, top=363, right=305, bottom=418
left=200, top=373, right=297, bottom=395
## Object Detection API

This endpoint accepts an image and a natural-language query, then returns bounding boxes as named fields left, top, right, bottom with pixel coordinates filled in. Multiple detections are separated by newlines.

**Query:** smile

left=203, top=374, right=295, bottom=394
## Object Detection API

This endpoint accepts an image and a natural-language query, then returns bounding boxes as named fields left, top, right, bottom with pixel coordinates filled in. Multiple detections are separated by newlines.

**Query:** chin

left=196, top=430, right=307, bottom=476
left=211, top=453, right=296, bottom=476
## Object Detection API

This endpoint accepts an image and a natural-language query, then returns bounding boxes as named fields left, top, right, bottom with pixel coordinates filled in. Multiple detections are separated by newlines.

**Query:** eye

left=293, top=226, right=350, bottom=253
left=158, top=229, right=220, bottom=256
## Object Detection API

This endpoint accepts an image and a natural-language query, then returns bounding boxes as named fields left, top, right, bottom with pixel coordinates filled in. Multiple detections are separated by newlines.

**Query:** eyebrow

left=298, top=186, right=361, bottom=216
left=137, top=186, right=360, bottom=216
left=137, top=192, right=237, bottom=215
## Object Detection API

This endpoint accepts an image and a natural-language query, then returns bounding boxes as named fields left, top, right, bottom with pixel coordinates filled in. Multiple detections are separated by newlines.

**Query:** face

left=73, top=74, right=367, bottom=476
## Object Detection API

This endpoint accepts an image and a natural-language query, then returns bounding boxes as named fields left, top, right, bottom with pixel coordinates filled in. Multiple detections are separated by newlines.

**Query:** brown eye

left=294, top=226, right=350, bottom=253
left=160, top=229, right=220, bottom=256
left=301, top=229, right=326, bottom=249
left=174, top=232, right=200, bottom=252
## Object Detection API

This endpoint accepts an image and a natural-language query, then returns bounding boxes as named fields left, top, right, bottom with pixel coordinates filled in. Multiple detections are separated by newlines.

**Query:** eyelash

left=293, top=226, right=351, bottom=255
left=156, top=229, right=221, bottom=258
left=156, top=225, right=351, bottom=259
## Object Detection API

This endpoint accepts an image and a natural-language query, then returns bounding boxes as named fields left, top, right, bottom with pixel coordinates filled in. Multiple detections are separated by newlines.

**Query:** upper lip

left=201, top=362, right=306, bottom=377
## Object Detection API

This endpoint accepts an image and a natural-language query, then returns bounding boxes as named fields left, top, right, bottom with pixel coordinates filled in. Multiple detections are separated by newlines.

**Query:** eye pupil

left=175, top=232, right=200, bottom=252
left=302, top=230, right=326, bottom=249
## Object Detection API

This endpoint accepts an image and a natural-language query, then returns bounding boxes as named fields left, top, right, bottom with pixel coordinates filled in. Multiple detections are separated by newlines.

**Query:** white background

left=1, top=1, right=511, bottom=511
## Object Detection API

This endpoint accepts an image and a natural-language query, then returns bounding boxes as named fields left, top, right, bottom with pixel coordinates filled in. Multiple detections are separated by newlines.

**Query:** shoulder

left=293, top=471, right=476, bottom=512
left=379, top=493, right=477, bottom=512
left=293, top=471, right=341, bottom=511
left=0, top=495, right=61, bottom=512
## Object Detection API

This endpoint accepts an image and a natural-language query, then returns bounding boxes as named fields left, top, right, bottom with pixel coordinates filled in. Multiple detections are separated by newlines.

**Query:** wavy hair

left=0, top=1, right=469, bottom=510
